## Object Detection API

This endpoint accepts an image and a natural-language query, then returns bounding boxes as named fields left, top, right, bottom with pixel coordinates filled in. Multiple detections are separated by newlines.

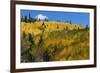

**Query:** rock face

left=35, top=14, right=48, bottom=21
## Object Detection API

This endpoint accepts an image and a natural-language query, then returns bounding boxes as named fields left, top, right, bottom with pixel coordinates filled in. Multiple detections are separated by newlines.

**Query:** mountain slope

left=21, top=21, right=89, bottom=62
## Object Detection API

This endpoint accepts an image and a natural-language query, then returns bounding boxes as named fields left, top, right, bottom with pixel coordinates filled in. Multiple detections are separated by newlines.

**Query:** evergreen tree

left=69, top=20, right=72, bottom=24
left=32, top=18, right=37, bottom=23
left=65, top=26, right=68, bottom=30
left=38, top=18, right=41, bottom=21
left=24, top=16, right=28, bottom=22
left=21, top=16, right=24, bottom=22
left=85, top=24, right=89, bottom=29
left=28, top=13, right=32, bottom=23
left=44, top=18, right=48, bottom=22
left=43, top=50, right=50, bottom=61
left=22, top=32, right=26, bottom=38
left=28, top=33, right=34, bottom=45
left=57, top=25, right=59, bottom=29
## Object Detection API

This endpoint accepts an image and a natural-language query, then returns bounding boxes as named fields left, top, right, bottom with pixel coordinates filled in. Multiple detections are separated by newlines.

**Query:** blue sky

left=21, top=10, right=90, bottom=27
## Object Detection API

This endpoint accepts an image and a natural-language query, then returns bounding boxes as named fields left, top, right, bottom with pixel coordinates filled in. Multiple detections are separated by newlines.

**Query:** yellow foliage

left=21, top=21, right=89, bottom=62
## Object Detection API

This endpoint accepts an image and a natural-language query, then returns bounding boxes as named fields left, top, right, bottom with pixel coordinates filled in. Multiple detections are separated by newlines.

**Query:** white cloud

left=35, top=14, right=48, bottom=21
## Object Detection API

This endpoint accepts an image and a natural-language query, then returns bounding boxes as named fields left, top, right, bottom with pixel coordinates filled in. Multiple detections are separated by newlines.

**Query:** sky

left=21, top=9, right=90, bottom=27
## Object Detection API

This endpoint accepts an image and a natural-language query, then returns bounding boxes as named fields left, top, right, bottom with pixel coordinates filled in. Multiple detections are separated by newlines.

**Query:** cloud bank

left=35, top=14, right=48, bottom=21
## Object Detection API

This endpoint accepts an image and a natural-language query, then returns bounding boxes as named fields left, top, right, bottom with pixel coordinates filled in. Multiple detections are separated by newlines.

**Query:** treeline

left=21, top=13, right=89, bottom=29
left=21, top=13, right=36, bottom=23
left=21, top=13, right=48, bottom=23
